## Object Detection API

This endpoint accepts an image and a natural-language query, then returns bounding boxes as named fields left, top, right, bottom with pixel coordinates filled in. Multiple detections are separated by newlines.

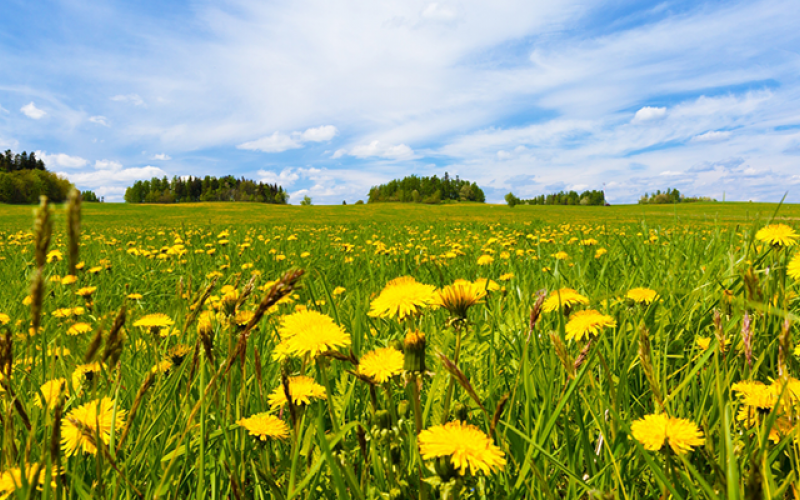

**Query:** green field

left=1, top=200, right=799, bottom=499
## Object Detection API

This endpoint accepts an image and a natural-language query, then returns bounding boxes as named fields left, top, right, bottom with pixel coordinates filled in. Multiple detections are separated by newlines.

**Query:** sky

left=1, top=0, right=800, bottom=204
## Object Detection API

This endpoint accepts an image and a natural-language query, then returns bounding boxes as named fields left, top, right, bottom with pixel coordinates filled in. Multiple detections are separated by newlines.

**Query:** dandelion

left=626, top=288, right=658, bottom=305
left=67, top=322, right=92, bottom=336
left=565, top=310, right=616, bottom=342
left=46, top=249, right=63, bottom=263
left=498, top=273, right=514, bottom=281
left=696, top=337, right=711, bottom=351
left=268, top=376, right=327, bottom=409
left=237, top=413, right=290, bottom=441
left=76, top=286, right=97, bottom=298
left=133, top=313, right=175, bottom=335
left=35, top=378, right=67, bottom=410
left=434, top=280, right=487, bottom=320
left=151, top=359, right=173, bottom=374
left=62, top=397, right=126, bottom=456
left=477, top=255, right=494, bottom=266
left=788, top=252, right=800, bottom=280
left=272, top=310, right=350, bottom=360
left=595, top=248, right=608, bottom=258
left=332, top=286, right=346, bottom=296
left=553, top=251, right=569, bottom=260
left=127, top=293, right=143, bottom=300
left=0, top=464, right=58, bottom=498
left=0, top=314, right=8, bottom=325
left=542, top=288, right=589, bottom=313
left=358, top=347, right=404, bottom=383
left=419, top=421, right=506, bottom=475
left=368, top=276, right=436, bottom=320
left=72, top=362, right=105, bottom=390
left=61, top=275, right=78, bottom=285
left=631, top=414, right=705, bottom=454
left=755, top=224, right=798, bottom=248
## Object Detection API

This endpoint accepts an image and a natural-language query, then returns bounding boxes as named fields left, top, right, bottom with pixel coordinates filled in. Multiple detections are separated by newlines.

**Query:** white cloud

left=20, top=102, right=46, bottom=119
left=110, top=94, right=145, bottom=106
left=94, top=159, right=124, bottom=170
left=421, top=3, right=459, bottom=22
left=331, top=148, right=347, bottom=159
left=87, top=116, right=109, bottom=126
left=691, top=130, right=731, bottom=142
left=238, top=132, right=303, bottom=153
left=35, top=151, right=88, bottom=169
left=257, top=167, right=300, bottom=186
left=348, top=141, right=416, bottom=160
left=632, top=106, right=666, bottom=123
left=0, top=104, right=8, bottom=114
left=299, top=125, right=338, bottom=142
left=60, top=165, right=167, bottom=188
left=151, top=153, right=171, bottom=160
left=239, top=125, right=337, bottom=153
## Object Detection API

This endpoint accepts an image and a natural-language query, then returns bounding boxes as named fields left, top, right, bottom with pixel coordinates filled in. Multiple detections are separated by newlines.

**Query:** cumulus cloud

left=691, top=130, right=731, bottom=142
left=348, top=141, right=416, bottom=160
left=110, top=94, right=145, bottom=106
left=421, top=3, right=459, bottom=22
left=632, top=106, right=666, bottom=123
left=257, top=167, right=300, bottom=186
left=60, top=165, right=167, bottom=188
left=20, top=102, right=46, bottom=119
left=35, top=151, right=88, bottom=169
left=239, top=125, right=338, bottom=153
left=88, top=115, right=109, bottom=126
left=151, top=153, right=171, bottom=160
left=95, top=159, right=124, bottom=170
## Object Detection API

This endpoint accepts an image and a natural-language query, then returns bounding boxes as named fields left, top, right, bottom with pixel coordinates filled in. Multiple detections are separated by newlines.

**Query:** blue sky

left=1, top=0, right=799, bottom=204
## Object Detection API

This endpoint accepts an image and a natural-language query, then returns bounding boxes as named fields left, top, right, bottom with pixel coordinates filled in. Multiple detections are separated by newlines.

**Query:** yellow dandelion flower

left=0, top=313, right=8, bottom=325
left=35, top=378, right=67, bottom=410
left=127, top=293, right=143, bottom=300
left=0, top=464, right=58, bottom=498
left=732, top=380, right=776, bottom=410
left=332, top=286, right=346, bottom=296
left=237, top=413, right=290, bottom=441
left=72, top=362, right=105, bottom=390
left=151, top=359, right=173, bottom=374
left=368, top=276, right=437, bottom=320
left=755, top=224, right=798, bottom=247
left=268, top=376, right=327, bottom=409
left=434, top=280, right=487, bottom=320
left=595, top=248, right=608, bottom=258
left=62, top=397, right=126, bottom=456
left=552, top=251, right=569, bottom=260
left=358, top=347, right=404, bottom=383
left=233, top=309, right=255, bottom=326
left=473, top=278, right=501, bottom=292
left=133, top=313, right=174, bottom=330
left=498, top=273, right=514, bottom=281
left=61, top=275, right=78, bottom=285
left=696, top=337, right=711, bottom=351
left=631, top=414, right=705, bottom=454
left=46, top=249, right=63, bottom=263
left=419, top=421, right=506, bottom=475
left=542, top=288, right=589, bottom=313
left=788, top=252, right=800, bottom=281
left=626, top=288, right=658, bottom=305
left=477, top=255, right=494, bottom=266
left=565, top=310, right=616, bottom=342
left=67, top=322, right=92, bottom=336
left=272, top=310, right=350, bottom=360
left=76, top=286, right=97, bottom=297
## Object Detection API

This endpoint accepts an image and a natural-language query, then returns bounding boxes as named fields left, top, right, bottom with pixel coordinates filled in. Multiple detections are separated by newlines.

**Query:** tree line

left=638, top=188, right=715, bottom=204
left=367, top=173, right=486, bottom=204
left=124, top=175, right=288, bottom=204
left=0, top=150, right=73, bottom=204
left=505, top=189, right=606, bottom=207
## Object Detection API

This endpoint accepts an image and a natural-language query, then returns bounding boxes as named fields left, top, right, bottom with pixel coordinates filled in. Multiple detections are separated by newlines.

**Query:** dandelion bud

left=397, top=400, right=409, bottom=419
left=403, top=330, right=426, bottom=373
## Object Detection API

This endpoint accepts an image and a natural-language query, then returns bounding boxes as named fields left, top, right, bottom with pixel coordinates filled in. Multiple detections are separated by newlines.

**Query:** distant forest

left=368, top=173, right=485, bottom=204
left=638, top=188, right=716, bottom=204
left=0, top=150, right=73, bottom=204
left=506, top=189, right=606, bottom=206
left=124, top=175, right=289, bottom=204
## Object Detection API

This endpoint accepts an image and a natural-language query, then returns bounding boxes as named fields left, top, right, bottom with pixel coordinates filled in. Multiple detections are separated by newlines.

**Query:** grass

left=0, top=199, right=799, bottom=499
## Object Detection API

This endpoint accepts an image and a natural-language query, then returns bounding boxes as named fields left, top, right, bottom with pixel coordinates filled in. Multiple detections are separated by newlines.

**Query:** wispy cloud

left=110, top=94, right=145, bottom=106
left=20, top=102, right=46, bottom=119
left=238, top=126, right=338, bottom=153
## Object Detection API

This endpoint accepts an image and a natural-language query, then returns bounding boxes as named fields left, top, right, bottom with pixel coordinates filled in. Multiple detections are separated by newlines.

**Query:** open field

left=1, top=200, right=799, bottom=499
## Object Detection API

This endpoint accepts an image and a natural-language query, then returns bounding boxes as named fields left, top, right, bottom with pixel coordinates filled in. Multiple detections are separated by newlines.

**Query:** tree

left=505, top=192, right=520, bottom=208
left=300, top=195, right=312, bottom=206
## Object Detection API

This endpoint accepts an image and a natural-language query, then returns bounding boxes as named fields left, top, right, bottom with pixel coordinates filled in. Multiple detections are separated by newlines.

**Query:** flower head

left=268, top=376, right=327, bottom=409
left=35, top=378, right=67, bottom=410
left=272, top=310, right=350, bottom=360
left=358, top=347, right=404, bottom=383
left=76, top=286, right=97, bottom=298
left=477, top=255, right=494, bottom=266
left=631, top=414, right=705, bottom=455
left=434, top=280, right=487, bottom=320
left=542, top=288, right=589, bottom=313
left=62, top=397, right=126, bottom=456
left=369, top=276, right=436, bottom=320
left=67, top=322, right=92, bottom=336
left=72, top=362, right=105, bottom=390
left=0, top=464, right=58, bottom=498
left=133, top=313, right=174, bottom=330
left=626, top=288, right=658, bottom=305
left=419, top=421, right=506, bottom=475
left=237, top=412, right=290, bottom=441
left=788, top=252, right=800, bottom=281
left=565, top=310, right=616, bottom=342
left=756, top=224, right=798, bottom=248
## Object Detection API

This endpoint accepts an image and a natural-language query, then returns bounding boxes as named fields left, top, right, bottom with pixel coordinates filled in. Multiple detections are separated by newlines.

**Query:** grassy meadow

left=1, top=199, right=800, bottom=499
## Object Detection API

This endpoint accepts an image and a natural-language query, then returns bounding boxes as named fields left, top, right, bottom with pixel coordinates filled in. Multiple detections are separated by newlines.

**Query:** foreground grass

left=0, top=200, right=799, bottom=499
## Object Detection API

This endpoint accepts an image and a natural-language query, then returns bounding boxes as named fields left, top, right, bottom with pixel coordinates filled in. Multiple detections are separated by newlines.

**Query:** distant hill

left=124, top=175, right=288, bottom=204
left=0, top=150, right=73, bottom=204
left=368, top=173, right=485, bottom=204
